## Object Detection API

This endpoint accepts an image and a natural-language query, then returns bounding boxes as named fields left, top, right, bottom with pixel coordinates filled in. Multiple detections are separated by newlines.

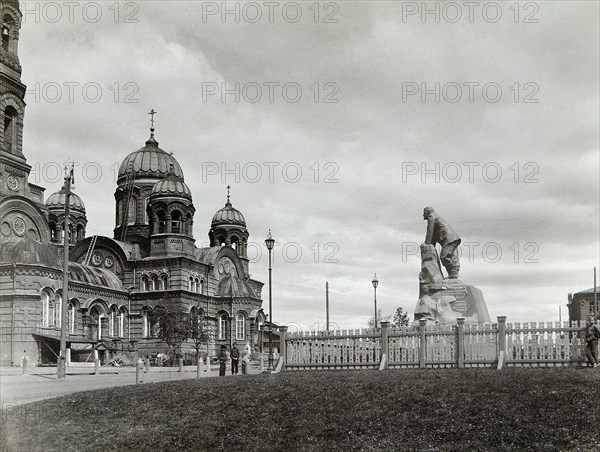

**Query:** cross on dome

left=149, top=108, right=157, bottom=132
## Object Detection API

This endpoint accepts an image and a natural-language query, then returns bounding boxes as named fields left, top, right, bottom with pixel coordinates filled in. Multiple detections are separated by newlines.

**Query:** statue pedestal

left=414, top=244, right=491, bottom=325
left=415, top=279, right=491, bottom=325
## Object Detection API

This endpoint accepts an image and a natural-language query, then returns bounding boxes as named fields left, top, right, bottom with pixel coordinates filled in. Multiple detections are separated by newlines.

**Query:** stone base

left=415, top=279, right=491, bottom=325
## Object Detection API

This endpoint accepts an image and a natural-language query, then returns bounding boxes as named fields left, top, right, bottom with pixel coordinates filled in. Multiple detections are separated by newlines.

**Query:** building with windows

left=0, top=1, right=265, bottom=366
left=568, top=287, right=599, bottom=322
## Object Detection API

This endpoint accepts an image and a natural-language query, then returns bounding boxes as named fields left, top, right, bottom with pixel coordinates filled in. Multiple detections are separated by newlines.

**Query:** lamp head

left=372, top=273, right=378, bottom=289
left=265, top=229, right=275, bottom=251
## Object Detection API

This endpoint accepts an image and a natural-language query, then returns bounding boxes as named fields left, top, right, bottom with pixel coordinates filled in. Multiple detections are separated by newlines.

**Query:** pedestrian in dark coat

left=231, top=343, right=240, bottom=375
left=218, top=345, right=227, bottom=376
left=585, top=316, right=600, bottom=368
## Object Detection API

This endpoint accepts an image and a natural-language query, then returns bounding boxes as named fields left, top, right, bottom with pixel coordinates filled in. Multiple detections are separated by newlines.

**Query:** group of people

left=217, top=343, right=246, bottom=376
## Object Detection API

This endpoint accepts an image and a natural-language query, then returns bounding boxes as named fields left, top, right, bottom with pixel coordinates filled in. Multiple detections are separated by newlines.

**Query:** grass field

left=2, top=368, right=599, bottom=451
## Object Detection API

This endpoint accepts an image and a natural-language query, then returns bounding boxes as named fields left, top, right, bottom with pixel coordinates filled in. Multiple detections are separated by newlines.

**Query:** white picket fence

left=281, top=318, right=590, bottom=371
left=286, top=329, right=380, bottom=370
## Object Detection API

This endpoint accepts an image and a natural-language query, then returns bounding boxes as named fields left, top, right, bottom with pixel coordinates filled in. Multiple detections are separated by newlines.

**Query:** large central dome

left=118, top=134, right=184, bottom=182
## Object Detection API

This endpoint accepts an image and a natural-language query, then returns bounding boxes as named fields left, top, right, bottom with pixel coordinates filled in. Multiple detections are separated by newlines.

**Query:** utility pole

left=57, top=165, right=74, bottom=379
left=594, top=267, right=598, bottom=316
left=325, top=282, right=329, bottom=332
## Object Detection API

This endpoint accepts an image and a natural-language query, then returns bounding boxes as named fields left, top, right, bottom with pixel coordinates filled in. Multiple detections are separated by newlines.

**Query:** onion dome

left=117, top=133, right=184, bottom=182
left=46, top=190, right=86, bottom=214
left=211, top=196, right=246, bottom=227
left=150, top=174, right=192, bottom=200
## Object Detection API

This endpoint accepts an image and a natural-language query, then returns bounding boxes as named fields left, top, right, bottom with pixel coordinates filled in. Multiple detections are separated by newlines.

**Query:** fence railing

left=281, top=317, right=590, bottom=371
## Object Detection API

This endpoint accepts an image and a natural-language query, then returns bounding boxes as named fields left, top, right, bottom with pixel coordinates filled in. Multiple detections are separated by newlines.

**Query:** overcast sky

left=18, top=1, right=599, bottom=330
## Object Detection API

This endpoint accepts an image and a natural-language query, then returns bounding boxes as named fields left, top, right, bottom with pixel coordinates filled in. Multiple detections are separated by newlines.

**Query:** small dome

left=69, top=262, right=123, bottom=290
left=216, top=275, right=256, bottom=298
left=212, top=199, right=246, bottom=227
left=150, top=175, right=192, bottom=200
left=118, top=134, right=184, bottom=182
left=46, top=191, right=86, bottom=214
left=0, top=236, right=60, bottom=268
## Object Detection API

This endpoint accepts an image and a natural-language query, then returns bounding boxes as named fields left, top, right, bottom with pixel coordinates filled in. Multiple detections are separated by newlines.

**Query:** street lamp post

left=372, top=273, right=378, bottom=329
left=58, top=165, right=74, bottom=379
left=265, top=230, right=275, bottom=371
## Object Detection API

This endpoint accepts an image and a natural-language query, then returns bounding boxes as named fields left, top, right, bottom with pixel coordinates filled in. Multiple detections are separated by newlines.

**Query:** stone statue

left=423, top=206, right=461, bottom=279
left=414, top=209, right=491, bottom=325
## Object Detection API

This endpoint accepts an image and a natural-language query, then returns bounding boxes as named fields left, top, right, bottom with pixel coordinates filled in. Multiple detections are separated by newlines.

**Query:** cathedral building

left=0, top=1, right=265, bottom=366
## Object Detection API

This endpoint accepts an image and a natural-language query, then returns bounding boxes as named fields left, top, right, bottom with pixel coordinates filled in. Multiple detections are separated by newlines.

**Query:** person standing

left=585, top=315, right=600, bottom=368
left=218, top=345, right=227, bottom=376
left=230, top=342, right=240, bottom=375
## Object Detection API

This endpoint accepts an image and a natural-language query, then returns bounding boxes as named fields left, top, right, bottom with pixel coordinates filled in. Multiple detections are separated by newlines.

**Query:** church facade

left=0, top=1, right=265, bottom=367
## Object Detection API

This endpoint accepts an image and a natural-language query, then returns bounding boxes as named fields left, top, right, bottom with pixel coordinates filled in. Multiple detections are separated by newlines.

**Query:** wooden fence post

left=497, top=316, right=507, bottom=369
left=279, top=326, right=288, bottom=371
left=380, top=321, right=389, bottom=370
left=419, top=319, right=427, bottom=368
left=456, top=318, right=465, bottom=368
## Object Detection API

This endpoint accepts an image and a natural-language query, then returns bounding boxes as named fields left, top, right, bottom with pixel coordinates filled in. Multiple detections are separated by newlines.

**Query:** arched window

left=218, top=313, right=228, bottom=340
left=4, top=106, right=17, bottom=153
left=41, top=291, right=51, bottom=327
left=189, top=275, right=194, bottom=292
left=158, top=211, right=166, bottom=233
left=119, top=307, right=127, bottom=337
left=90, top=306, right=101, bottom=341
left=152, top=275, right=159, bottom=291
left=144, top=197, right=149, bottom=223
left=127, top=197, right=137, bottom=225
left=236, top=314, right=245, bottom=340
left=231, top=236, right=238, bottom=251
left=77, top=224, right=85, bottom=242
left=68, top=302, right=76, bottom=334
left=1, top=15, right=14, bottom=53
left=142, top=309, right=151, bottom=338
left=141, top=275, right=150, bottom=292
left=109, top=306, right=119, bottom=337
left=195, top=278, right=200, bottom=293
left=199, top=279, right=204, bottom=294
left=54, top=293, right=62, bottom=328
left=171, top=210, right=181, bottom=234
left=151, top=308, right=164, bottom=337
left=161, top=274, right=168, bottom=291
left=49, top=222, right=57, bottom=241
left=1, top=25, right=9, bottom=51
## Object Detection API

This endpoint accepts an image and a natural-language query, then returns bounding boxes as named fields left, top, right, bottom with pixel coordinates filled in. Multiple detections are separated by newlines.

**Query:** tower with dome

left=0, top=1, right=265, bottom=366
